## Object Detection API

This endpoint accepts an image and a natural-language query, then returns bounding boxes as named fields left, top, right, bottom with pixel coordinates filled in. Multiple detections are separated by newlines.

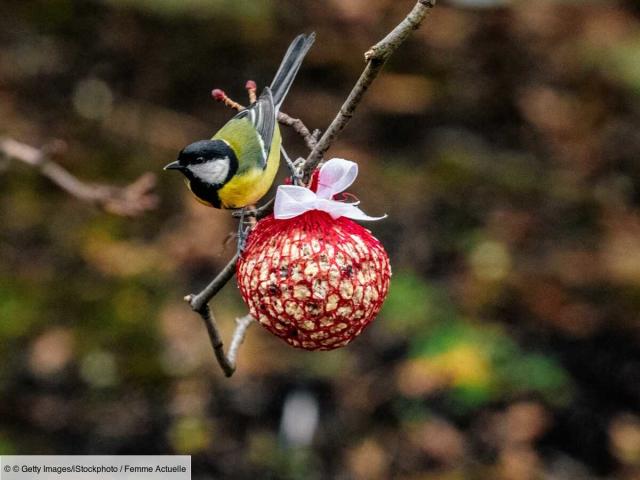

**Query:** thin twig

left=188, top=1, right=435, bottom=376
left=277, top=112, right=318, bottom=150
left=301, top=0, right=435, bottom=181
left=228, top=315, right=254, bottom=367
left=0, top=137, right=158, bottom=217
left=211, top=89, right=244, bottom=111
left=200, top=305, right=235, bottom=376
left=211, top=88, right=317, bottom=149
left=198, top=310, right=253, bottom=377
left=253, top=199, right=274, bottom=220
left=184, top=253, right=242, bottom=376
left=185, top=252, right=240, bottom=312
left=364, top=0, right=436, bottom=62
left=232, top=197, right=274, bottom=220
left=246, top=80, right=258, bottom=104
left=199, top=311, right=253, bottom=377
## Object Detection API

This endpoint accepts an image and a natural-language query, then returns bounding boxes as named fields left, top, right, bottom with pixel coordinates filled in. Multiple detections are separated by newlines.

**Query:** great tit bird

left=164, top=33, right=315, bottom=209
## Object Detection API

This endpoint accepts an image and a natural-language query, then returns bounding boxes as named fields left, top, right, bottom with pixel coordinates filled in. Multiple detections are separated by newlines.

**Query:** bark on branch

left=183, top=253, right=252, bottom=377
left=197, top=306, right=253, bottom=377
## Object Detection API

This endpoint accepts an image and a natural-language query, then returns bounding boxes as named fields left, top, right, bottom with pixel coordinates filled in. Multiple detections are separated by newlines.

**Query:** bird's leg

left=281, top=145, right=296, bottom=175
left=235, top=207, right=250, bottom=254
left=281, top=146, right=303, bottom=185
left=232, top=198, right=273, bottom=219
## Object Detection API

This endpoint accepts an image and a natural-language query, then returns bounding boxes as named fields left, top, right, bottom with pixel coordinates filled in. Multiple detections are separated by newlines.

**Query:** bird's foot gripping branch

left=178, top=0, right=435, bottom=377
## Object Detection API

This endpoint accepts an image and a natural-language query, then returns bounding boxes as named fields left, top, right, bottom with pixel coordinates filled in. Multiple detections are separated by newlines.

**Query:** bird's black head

left=165, top=139, right=239, bottom=207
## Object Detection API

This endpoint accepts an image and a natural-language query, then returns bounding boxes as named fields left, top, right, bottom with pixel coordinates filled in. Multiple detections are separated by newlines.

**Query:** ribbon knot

left=274, top=158, right=386, bottom=221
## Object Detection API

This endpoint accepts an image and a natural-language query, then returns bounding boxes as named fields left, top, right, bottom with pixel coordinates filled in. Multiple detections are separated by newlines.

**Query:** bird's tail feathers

left=270, top=32, right=315, bottom=110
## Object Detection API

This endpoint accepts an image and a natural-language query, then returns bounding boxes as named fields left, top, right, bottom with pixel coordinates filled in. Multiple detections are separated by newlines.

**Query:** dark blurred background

left=2, top=0, right=640, bottom=478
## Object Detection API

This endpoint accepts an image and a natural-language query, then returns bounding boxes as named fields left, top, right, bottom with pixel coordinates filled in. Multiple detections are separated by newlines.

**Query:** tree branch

left=183, top=253, right=253, bottom=377
left=183, top=253, right=244, bottom=377
left=200, top=305, right=235, bottom=376
left=184, top=252, right=239, bottom=313
left=232, top=197, right=274, bottom=220
left=197, top=307, right=253, bottom=377
left=277, top=112, right=318, bottom=150
left=0, top=137, right=158, bottom=217
left=211, top=87, right=318, bottom=150
left=185, top=0, right=436, bottom=376
left=227, top=314, right=254, bottom=368
left=301, top=0, right=435, bottom=181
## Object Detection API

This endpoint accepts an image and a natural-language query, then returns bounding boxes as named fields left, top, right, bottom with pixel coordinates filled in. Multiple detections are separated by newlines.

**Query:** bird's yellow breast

left=216, top=126, right=281, bottom=209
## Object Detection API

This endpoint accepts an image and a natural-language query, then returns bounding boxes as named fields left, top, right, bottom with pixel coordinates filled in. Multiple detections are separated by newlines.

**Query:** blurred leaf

left=0, top=433, right=16, bottom=455
left=499, top=354, right=572, bottom=406
left=382, top=271, right=457, bottom=335
left=584, top=35, right=640, bottom=95
left=168, top=416, right=213, bottom=454
left=0, top=280, right=41, bottom=339
left=408, top=321, right=572, bottom=410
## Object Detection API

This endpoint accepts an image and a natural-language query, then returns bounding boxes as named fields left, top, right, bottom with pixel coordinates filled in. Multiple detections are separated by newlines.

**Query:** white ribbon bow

left=274, top=158, right=386, bottom=221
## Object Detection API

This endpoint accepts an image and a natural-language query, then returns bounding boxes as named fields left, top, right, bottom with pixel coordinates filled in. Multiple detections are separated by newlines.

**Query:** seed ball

left=237, top=210, right=391, bottom=350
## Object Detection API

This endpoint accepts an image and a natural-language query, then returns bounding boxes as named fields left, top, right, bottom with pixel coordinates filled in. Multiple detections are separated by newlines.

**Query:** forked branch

left=188, top=0, right=435, bottom=376
left=197, top=306, right=254, bottom=377
left=183, top=253, right=254, bottom=377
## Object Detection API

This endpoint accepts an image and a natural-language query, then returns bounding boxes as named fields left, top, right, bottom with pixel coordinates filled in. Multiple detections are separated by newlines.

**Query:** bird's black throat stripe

left=189, top=179, right=223, bottom=208
left=177, top=140, right=239, bottom=209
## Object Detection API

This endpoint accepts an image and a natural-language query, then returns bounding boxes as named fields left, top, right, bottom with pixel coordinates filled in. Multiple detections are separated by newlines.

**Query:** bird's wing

left=232, top=87, right=275, bottom=169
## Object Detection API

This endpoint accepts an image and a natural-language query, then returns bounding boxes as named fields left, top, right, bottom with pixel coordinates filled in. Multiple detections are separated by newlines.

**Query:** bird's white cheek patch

left=187, top=158, right=230, bottom=185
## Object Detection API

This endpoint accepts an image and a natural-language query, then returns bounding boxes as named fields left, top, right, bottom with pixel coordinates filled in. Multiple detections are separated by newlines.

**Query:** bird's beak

left=164, top=161, right=182, bottom=171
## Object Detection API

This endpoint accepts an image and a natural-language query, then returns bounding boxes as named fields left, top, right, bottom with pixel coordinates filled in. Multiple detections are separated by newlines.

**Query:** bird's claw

left=236, top=225, right=251, bottom=255
left=235, top=207, right=253, bottom=255
left=232, top=207, right=257, bottom=218
left=281, top=146, right=304, bottom=184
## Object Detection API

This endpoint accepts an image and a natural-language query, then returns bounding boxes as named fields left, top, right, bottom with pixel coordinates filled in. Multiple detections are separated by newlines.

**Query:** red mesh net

left=237, top=210, right=391, bottom=350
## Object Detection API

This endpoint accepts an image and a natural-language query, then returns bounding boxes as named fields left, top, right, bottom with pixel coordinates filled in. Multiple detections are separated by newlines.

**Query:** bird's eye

left=197, top=157, right=204, bottom=163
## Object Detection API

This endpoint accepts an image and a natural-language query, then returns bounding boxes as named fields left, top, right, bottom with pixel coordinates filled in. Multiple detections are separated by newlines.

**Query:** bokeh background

left=2, top=0, right=640, bottom=478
